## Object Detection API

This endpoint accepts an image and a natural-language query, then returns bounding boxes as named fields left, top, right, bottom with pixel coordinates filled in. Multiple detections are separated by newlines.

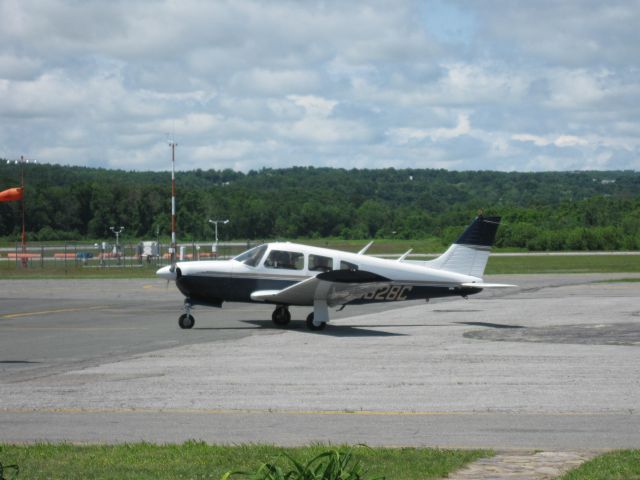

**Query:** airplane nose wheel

left=306, top=312, right=326, bottom=331
left=179, top=300, right=195, bottom=329
left=178, top=313, right=195, bottom=329
left=271, top=306, right=291, bottom=326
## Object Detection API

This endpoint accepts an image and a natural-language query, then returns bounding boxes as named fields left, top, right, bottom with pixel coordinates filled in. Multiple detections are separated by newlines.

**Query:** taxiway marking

left=1, top=305, right=109, bottom=319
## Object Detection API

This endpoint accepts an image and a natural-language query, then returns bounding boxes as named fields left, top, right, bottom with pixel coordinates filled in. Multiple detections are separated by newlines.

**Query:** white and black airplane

left=157, top=215, right=513, bottom=331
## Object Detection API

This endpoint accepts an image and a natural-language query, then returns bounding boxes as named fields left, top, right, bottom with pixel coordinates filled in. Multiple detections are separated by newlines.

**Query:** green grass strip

left=559, top=450, right=640, bottom=480
left=0, top=443, right=491, bottom=480
left=591, top=277, right=640, bottom=283
left=485, top=255, right=640, bottom=274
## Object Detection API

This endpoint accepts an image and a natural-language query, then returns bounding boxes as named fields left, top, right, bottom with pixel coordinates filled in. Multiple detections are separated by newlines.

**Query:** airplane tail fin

left=423, top=215, right=501, bottom=278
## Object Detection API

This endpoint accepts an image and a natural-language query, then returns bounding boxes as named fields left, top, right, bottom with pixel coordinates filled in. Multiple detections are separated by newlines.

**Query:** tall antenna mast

left=169, top=140, right=177, bottom=270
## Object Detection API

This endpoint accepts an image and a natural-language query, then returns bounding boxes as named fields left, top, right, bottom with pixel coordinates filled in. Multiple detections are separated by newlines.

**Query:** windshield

left=233, top=244, right=268, bottom=267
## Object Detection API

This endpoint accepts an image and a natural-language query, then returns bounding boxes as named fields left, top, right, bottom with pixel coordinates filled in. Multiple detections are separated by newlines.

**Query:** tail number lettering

left=364, top=285, right=412, bottom=301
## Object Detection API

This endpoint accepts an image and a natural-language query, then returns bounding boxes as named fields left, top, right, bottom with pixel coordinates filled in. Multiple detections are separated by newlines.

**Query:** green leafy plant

left=221, top=448, right=384, bottom=480
left=0, top=460, right=20, bottom=480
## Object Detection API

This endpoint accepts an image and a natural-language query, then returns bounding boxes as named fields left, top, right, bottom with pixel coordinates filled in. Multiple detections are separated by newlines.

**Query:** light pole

left=110, top=226, right=124, bottom=261
left=169, top=141, right=177, bottom=269
left=208, top=219, right=229, bottom=257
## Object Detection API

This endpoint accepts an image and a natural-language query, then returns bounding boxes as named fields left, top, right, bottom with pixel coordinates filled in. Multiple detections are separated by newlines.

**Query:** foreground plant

left=221, top=448, right=384, bottom=480
left=0, top=460, right=20, bottom=480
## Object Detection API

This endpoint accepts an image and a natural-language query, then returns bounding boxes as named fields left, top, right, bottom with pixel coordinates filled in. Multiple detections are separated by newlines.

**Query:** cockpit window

left=233, top=244, right=268, bottom=267
left=309, top=254, right=333, bottom=272
left=264, top=250, right=304, bottom=270
left=340, top=260, right=359, bottom=271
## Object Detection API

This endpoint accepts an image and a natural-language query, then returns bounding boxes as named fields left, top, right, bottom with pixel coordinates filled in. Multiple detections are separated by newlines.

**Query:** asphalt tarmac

left=1, top=273, right=640, bottom=449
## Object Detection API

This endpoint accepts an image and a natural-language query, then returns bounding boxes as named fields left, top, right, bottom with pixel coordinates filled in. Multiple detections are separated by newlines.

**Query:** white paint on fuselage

left=169, top=242, right=483, bottom=286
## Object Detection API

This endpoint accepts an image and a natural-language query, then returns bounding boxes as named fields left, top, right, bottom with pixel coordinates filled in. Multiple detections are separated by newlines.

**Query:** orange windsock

left=0, top=187, right=23, bottom=202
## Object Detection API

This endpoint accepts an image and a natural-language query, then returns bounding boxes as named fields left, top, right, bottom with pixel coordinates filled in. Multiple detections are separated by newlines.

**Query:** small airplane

left=157, top=215, right=514, bottom=331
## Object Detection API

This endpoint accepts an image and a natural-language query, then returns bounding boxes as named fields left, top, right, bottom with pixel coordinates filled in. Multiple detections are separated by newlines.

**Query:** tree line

left=1, top=161, right=640, bottom=251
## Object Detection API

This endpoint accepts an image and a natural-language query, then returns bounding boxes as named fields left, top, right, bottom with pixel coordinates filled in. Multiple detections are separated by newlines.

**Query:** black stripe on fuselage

left=176, top=274, right=482, bottom=307
left=177, top=274, right=297, bottom=305
left=344, top=284, right=482, bottom=305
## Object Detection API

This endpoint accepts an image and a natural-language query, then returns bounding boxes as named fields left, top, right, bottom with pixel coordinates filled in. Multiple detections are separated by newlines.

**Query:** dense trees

left=1, top=161, right=639, bottom=250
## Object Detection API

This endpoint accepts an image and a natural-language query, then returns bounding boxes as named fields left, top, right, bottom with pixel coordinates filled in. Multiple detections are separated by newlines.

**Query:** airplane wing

left=319, top=270, right=392, bottom=305
left=250, top=270, right=391, bottom=306
left=250, top=271, right=517, bottom=307
left=251, top=276, right=323, bottom=305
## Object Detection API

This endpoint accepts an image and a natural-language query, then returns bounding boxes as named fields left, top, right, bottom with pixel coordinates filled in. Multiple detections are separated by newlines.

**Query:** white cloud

left=513, top=133, right=594, bottom=149
left=192, top=140, right=262, bottom=161
left=0, top=54, right=41, bottom=80
left=0, top=72, right=87, bottom=118
left=154, top=114, right=222, bottom=136
left=512, top=134, right=549, bottom=147
left=389, top=113, right=471, bottom=144
left=0, top=1, right=638, bottom=171
left=230, top=69, right=320, bottom=96
left=284, top=117, right=371, bottom=144
left=544, top=69, right=609, bottom=108
left=554, top=135, right=589, bottom=148
left=470, top=1, right=640, bottom=68
left=439, top=63, right=529, bottom=104
left=288, top=95, right=337, bottom=118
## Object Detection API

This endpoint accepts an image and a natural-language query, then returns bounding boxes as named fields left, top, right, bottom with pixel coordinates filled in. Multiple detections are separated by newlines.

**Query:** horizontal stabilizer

left=461, top=282, right=517, bottom=288
left=316, top=269, right=390, bottom=283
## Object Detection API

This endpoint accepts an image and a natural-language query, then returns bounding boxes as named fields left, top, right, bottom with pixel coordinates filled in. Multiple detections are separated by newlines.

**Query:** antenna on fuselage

left=397, top=248, right=413, bottom=261
left=357, top=240, right=374, bottom=255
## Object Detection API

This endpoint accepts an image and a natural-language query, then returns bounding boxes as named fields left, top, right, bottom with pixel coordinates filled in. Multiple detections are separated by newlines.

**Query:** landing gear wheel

left=178, top=313, right=195, bottom=329
left=272, top=306, right=291, bottom=326
left=306, top=312, right=326, bottom=331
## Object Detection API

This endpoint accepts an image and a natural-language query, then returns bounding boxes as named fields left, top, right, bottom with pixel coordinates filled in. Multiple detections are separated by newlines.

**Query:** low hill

left=1, top=162, right=639, bottom=250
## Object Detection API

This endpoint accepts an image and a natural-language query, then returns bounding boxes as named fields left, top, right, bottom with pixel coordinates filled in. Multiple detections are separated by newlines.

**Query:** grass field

left=0, top=443, right=491, bottom=480
left=558, top=450, right=640, bottom=480
left=484, top=254, right=640, bottom=274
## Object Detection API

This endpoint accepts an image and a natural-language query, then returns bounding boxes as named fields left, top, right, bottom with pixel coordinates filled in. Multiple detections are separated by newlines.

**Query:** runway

left=1, top=273, right=640, bottom=448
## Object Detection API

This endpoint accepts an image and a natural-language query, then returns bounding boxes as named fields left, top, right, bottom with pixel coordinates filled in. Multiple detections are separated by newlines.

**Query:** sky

left=1, top=0, right=639, bottom=172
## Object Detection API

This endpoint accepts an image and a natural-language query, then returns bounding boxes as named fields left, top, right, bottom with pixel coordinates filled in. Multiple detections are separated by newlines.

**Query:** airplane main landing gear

left=179, top=300, right=195, bottom=329
left=306, top=312, right=326, bottom=331
left=272, top=306, right=291, bottom=326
